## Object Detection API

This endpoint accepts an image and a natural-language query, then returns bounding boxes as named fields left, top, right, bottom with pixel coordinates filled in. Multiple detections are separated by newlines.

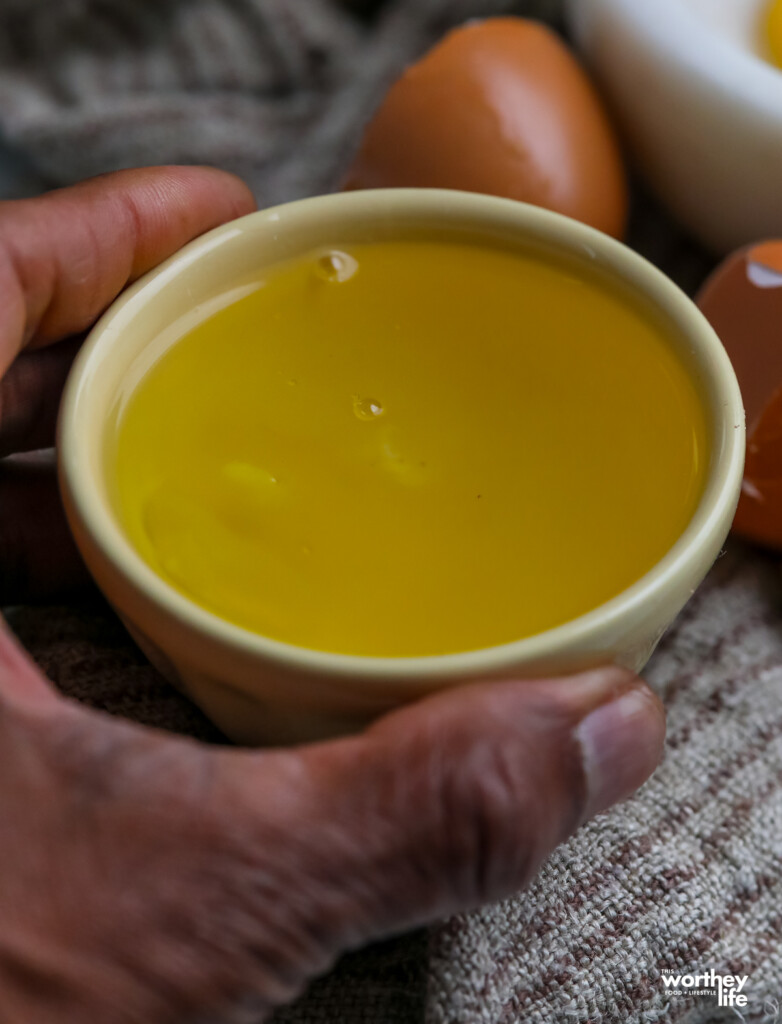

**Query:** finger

left=0, top=615, right=59, bottom=707
left=0, top=165, right=256, bottom=375
left=0, top=337, right=81, bottom=456
left=0, top=452, right=92, bottom=604
left=0, top=667, right=662, bottom=1021
left=215, top=668, right=664, bottom=1002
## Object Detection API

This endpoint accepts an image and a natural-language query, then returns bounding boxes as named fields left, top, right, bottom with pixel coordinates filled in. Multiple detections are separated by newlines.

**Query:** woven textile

left=2, top=1, right=782, bottom=1022
left=0, top=0, right=561, bottom=205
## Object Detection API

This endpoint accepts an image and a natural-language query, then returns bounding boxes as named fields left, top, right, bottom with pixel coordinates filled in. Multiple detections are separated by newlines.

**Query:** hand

left=0, top=166, right=256, bottom=604
left=0, top=169, right=666, bottom=1024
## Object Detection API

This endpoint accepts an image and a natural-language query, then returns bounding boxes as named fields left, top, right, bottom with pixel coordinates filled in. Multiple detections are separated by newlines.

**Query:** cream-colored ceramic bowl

left=567, top=0, right=782, bottom=253
left=58, top=189, right=744, bottom=746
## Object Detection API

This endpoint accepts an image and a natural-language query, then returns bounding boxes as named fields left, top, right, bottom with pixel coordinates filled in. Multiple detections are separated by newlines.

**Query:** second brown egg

left=345, top=18, right=628, bottom=239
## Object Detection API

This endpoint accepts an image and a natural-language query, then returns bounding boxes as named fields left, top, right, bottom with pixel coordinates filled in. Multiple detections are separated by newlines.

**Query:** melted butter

left=109, top=240, right=708, bottom=657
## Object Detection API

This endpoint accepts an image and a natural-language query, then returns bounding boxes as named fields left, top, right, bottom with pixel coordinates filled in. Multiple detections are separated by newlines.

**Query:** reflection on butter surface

left=109, top=240, right=707, bottom=657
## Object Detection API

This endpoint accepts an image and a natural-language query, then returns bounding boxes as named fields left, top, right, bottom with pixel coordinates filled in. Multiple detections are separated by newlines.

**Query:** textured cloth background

left=2, top=1, right=782, bottom=1022
left=0, top=0, right=561, bottom=205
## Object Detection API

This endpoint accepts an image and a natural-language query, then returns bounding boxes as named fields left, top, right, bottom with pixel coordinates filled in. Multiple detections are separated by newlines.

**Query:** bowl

left=58, top=189, right=744, bottom=746
left=567, top=0, right=782, bottom=254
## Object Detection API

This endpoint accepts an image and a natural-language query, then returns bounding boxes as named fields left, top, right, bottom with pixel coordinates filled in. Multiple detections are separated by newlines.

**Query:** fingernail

left=576, top=686, right=665, bottom=818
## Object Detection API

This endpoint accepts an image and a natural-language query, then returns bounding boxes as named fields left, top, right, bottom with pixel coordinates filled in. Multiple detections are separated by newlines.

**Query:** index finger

left=0, top=166, right=256, bottom=376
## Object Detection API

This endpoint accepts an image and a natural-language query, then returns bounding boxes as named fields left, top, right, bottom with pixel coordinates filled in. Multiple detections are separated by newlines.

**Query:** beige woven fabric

left=427, top=545, right=782, bottom=1023
left=2, top=1, right=782, bottom=1022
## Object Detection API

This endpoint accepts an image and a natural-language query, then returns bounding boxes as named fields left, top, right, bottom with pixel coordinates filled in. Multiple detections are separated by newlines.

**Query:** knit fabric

left=0, top=0, right=561, bottom=205
left=2, top=1, right=782, bottom=1022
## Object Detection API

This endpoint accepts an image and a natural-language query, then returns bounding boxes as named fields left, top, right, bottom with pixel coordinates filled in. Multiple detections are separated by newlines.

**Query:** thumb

left=226, top=668, right=664, bottom=981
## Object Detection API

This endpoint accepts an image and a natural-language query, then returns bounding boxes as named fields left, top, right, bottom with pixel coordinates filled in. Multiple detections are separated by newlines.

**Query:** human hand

left=0, top=169, right=666, bottom=1024
left=0, top=166, right=256, bottom=604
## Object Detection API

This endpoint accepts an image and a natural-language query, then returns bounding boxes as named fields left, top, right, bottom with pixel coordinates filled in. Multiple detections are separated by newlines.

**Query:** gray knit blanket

left=2, top=2, right=782, bottom=1022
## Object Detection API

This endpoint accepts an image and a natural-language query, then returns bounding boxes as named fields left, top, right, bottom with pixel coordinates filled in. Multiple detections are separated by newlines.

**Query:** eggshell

left=697, top=241, right=782, bottom=548
left=345, top=18, right=628, bottom=239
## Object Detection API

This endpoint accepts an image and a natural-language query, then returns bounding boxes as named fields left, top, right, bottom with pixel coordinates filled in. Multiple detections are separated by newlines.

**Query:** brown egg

left=345, top=18, right=628, bottom=238
left=697, top=241, right=782, bottom=549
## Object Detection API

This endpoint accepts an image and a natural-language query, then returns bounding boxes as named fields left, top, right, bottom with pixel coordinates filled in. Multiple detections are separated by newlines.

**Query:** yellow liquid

left=768, top=0, right=782, bottom=67
left=110, top=240, right=708, bottom=657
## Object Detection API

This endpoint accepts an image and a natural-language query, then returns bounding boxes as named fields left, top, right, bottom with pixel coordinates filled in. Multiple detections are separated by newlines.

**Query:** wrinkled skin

left=0, top=168, right=665, bottom=1024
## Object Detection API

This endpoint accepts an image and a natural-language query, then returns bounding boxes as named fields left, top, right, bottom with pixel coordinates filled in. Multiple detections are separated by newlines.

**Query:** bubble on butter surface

left=315, top=250, right=358, bottom=284
left=352, top=395, right=385, bottom=421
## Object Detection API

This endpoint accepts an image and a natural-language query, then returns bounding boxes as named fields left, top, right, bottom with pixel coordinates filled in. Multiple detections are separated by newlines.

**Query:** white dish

left=567, top=0, right=782, bottom=253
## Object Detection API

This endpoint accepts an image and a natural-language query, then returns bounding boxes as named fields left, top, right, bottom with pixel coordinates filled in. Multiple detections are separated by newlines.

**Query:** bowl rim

left=58, top=187, right=745, bottom=682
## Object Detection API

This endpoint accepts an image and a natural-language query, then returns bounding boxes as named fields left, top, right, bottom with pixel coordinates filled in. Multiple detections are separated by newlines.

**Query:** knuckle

left=404, top=713, right=587, bottom=907
left=430, top=737, right=540, bottom=903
